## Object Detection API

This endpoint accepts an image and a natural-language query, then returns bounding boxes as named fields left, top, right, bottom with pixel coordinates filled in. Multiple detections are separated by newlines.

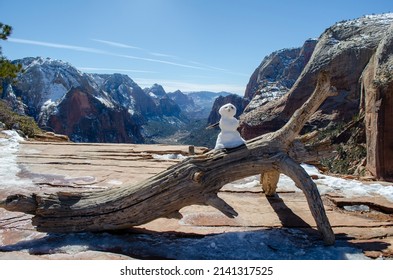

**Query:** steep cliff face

left=240, top=14, right=393, bottom=140
left=361, top=21, right=393, bottom=180
left=47, top=87, right=144, bottom=143
left=243, top=39, right=317, bottom=114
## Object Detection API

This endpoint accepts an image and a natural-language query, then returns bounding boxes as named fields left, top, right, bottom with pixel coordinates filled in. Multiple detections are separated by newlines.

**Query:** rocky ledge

left=0, top=138, right=392, bottom=259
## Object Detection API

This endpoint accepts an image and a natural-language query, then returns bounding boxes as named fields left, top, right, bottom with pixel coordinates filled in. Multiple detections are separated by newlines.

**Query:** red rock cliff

left=362, top=22, right=393, bottom=180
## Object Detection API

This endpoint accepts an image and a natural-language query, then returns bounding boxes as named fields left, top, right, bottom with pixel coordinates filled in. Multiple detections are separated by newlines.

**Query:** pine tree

left=0, top=23, right=22, bottom=92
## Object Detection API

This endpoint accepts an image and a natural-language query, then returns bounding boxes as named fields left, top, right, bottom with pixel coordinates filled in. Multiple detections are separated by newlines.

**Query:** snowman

left=214, top=103, right=246, bottom=150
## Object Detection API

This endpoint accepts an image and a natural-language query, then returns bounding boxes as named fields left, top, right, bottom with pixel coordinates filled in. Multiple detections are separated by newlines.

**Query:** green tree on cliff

left=0, top=22, right=22, bottom=92
left=0, top=22, right=40, bottom=137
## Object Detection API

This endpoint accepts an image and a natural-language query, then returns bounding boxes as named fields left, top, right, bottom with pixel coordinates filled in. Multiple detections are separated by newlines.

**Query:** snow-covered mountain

left=1, top=57, right=233, bottom=143
left=144, top=83, right=167, bottom=99
left=2, top=57, right=180, bottom=142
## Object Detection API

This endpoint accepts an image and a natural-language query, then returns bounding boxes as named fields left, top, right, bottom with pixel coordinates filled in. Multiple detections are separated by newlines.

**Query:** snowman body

left=214, top=103, right=246, bottom=150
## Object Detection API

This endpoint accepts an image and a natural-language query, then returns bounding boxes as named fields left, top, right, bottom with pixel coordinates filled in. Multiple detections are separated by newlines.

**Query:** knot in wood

left=192, top=171, right=204, bottom=183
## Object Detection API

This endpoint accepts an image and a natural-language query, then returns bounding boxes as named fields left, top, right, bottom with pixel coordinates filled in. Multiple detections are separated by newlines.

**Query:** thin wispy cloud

left=149, top=52, right=178, bottom=60
left=188, top=60, right=249, bottom=76
left=78, top=67, right=157, bottom=74
left=8, top=37, right=247, bottom=79
left=188, top=60, right=228, bottom=72
left=8, top=37, right=208, bottom=70
left=92, top=38, right=178, bottom=60
left=116, top=54, right=208, bottom=70
left=8, top=38, right=209, bottom=70
left=91, top=38, right=241, bottom=74
left=8, top=37, right=244, bottom=93
left=8, top=38, right=108, bottom=55
left=91, top=39, right=141, bottom=50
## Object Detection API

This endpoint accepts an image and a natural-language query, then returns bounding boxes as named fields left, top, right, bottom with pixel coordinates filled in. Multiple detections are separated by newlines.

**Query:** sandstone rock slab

left=0, top=141, right=392, bottom=259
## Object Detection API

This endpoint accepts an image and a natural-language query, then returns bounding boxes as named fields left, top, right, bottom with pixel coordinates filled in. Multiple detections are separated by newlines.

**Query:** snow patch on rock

left=0, top=131, right=34, bottom=189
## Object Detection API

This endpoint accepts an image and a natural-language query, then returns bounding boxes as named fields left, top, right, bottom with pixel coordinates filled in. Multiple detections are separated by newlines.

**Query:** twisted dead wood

left=0, top=72, right=337, bottom=245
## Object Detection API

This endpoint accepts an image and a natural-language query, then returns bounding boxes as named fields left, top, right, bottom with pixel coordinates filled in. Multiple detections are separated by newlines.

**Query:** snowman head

left=219, top=103, right=237, bottom=118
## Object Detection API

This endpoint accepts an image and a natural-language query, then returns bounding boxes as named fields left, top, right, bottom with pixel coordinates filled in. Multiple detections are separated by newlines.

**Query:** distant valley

left=1, top=56, right=233, bottom=147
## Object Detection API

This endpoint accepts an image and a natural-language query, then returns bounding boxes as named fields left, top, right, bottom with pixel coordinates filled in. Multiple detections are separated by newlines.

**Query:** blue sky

left=0, top=0, right=392, bottom=94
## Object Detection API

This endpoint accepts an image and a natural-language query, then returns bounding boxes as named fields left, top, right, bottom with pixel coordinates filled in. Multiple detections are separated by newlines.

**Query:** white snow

left=335, top=13, right=393, bottom=28
left=94, top=96, right=115, bottom=108
left=327, top=38, right=340, bottom=45
left=343, top=205, right=370, bottom=212
left=127, top=108, right=135, bottom=115
left=152, top=153, right=187, bottom=160
left=228, top=164, right=393, bottom=202
left=39, top=99, right=57, bottom=116
left=246, top=83, right=289, bottom=111
left=225, top=175, right=260, bottom=189
left=148, top=92, right=158, bottom=98
left=1, top=130, right=24, bottom=142
left=45, top=83, right=68, bottom=102
left=302, top=164, right=393, bottom=202
left=0, top=131, right=34, bottom=189
left=41, top=99, right=56, bottom=109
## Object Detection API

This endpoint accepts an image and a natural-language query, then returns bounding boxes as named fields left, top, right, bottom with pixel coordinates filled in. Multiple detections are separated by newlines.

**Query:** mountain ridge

left=1, top=57, right=234, bottom=144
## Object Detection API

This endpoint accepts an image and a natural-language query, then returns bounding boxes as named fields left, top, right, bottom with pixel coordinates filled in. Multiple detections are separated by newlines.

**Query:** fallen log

left=0, top=72, right=337, bottom=245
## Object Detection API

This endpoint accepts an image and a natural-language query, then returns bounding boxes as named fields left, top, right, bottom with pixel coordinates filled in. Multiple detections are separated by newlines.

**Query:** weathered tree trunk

left=0, top=72, right=337, bottom=245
